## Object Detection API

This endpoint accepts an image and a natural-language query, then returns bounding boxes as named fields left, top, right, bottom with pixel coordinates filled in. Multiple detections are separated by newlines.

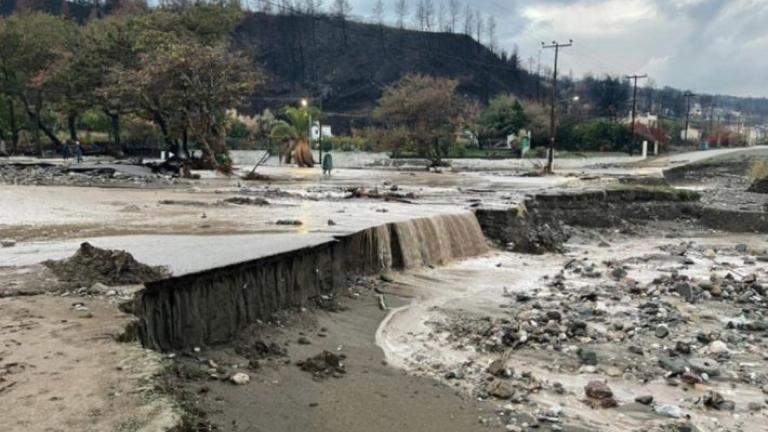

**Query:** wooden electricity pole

left=626, top=74, right=647, bottom=153
left=542, top=40, right=572, bottom=173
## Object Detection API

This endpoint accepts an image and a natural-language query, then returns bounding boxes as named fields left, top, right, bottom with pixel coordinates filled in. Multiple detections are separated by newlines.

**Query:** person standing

left=75, top=141, right=84, bottom=163
left=322, top=152, right=333, bottom=176
left=62, top=142, right=71, bottom=160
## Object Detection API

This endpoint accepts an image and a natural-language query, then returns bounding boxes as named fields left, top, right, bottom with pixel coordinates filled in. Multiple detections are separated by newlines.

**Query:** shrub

left=748, top=160, right=768, bottom=182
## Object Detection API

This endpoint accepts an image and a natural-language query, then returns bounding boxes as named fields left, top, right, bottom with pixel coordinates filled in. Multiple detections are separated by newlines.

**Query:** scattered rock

left=704, top=340, right=729, bottom=356
left=703, top=391, right=735, bottom=411
left=655, top=404, right=683, bottom=418
left=487, top=359, right=513, bottom=378
left=1, top=238, right=16, bottom=248
left=584, top=381, right=613, bottom=400
left=655, top=325, right=670, bottom=339
left=276, top=219, right=303, bottom=226
left=488, top=379, right=516, bottom=399
left=229, top=372, right=250, bottom=385
left=584, top=381, right=618, bottom=408
left=635, top=395, right=654, bottom=405
left=223, top=197, right=270, bottom=206
left=298, top=351, right=346, bottom=378
left=688, top=357, right=720, bottom=377
left=578, top=349, right=598, bottom=366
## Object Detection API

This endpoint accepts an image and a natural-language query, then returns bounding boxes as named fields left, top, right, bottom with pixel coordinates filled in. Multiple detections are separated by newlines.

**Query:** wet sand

left=182, top=292, right=496, bottom=432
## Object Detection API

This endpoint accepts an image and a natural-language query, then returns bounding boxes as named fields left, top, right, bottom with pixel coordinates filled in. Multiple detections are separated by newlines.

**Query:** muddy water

left=376, top=233, right=768, bottom=431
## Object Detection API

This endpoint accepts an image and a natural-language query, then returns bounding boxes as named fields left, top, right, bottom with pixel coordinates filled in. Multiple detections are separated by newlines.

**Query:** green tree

left=114, top=2, right=259, bottom=166
left=0, top=13, right=76, bottom=154
left=125, top=39, right=262, bottom=168
left=374, top=74, right=462, bottom=166
left=79, top=15, right=143, bottom=154
left=477, top=94, right=528, bottom=143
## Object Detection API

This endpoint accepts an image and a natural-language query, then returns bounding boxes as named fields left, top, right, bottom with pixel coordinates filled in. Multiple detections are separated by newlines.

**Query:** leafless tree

left=475, top=11, right=484, bottom=44
left=372, top=0, right=384, bottom=24
left=424, top=0, right=435, bottom=30
left=463, top=5, right=473, bottom=35
left=448, top=0, right=460, bottom=32
left=394, top=0, right=407, bottom=29
left=487, top=15, right=497, bottom=52
left=437, top=1, right=446, bottom=32
left=331, top=0, right=351, bottom=18
left=302, top=0, right=323, bottom=14
left=414, top=0, right=425, bottom=30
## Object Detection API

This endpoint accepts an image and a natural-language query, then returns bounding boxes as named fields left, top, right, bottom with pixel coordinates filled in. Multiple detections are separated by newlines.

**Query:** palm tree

left=271, top=105, right=321, bottom=167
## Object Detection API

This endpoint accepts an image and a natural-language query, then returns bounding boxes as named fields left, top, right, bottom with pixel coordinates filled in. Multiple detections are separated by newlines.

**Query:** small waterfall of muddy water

left=384, top=213, right=489, bottom=270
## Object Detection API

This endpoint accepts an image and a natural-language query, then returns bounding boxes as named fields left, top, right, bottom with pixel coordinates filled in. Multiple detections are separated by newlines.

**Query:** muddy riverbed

left=162, top=224, right=768, bottom=432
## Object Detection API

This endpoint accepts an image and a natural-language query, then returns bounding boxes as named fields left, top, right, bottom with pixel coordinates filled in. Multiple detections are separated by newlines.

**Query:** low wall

left=135, top=213, right=486, bottom=351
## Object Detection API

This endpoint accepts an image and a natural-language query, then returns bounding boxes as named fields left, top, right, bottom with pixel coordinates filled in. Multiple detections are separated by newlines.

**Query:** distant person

left=322, top=153, right=333, bottom=176
left=75, top=141, right=84, bottom=163
left=62, top=142, right=71, bottom=160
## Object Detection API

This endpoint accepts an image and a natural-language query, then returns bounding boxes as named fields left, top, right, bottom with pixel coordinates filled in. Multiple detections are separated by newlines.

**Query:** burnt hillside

left=236, top=12, right=533, bottom=130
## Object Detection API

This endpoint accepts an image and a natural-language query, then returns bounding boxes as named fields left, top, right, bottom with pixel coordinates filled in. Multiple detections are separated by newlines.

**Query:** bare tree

left=448, top=0, right=460, bottom=32
left=414, top=0, right=425, bottom=30
left=475, top=11, right=484, bottom=44
left=424, top=0, right=435, bottom=30
left=463, top=5, right=473, bottom=36
left=331, top=0, right=352, bottom=46
left=303, top=0, right=323, bottom=14
left=394, top=0, right=407, bottom=29
left=437, top=1, right=446, bottom=31
left=331, top=0, right=351, bottom=18
left=372, top=0, right=384, bottom=24
left=487, top=15, right=497, bottom=52
left=277, top=0, right=292, bottom=14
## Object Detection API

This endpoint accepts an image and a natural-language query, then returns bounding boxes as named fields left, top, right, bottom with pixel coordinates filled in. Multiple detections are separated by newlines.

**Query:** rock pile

left=298, top=351, right=346, bottom=379
left=43, top=242, right=168, bottom=286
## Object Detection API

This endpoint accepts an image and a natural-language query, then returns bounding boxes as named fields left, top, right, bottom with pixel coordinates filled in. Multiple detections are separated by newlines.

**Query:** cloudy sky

left=343, top=0, right=768, bottom=98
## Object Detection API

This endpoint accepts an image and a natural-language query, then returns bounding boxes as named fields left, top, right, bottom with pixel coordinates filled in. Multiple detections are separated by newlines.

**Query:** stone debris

left=399, top=235, right=768, bottom=431
left=583, top=381, right=618, bottom=408
left=229, top=372, right=250, bottom=385
left=0, top=163, right=176, bottom=187
left=1, top=238, right=16, bottom=248
left=298, top=351, right=346, bottom=379
left=222, top=197, right=270, bottom=206
left=276, top=219, right=303, bottom=226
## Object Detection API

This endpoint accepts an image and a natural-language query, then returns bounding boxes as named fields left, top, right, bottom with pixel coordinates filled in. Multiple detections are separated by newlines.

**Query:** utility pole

left=536, top=49, right=542, bottom=103
left=626, top=74, right=647, bottom=154
left=542, top=40, right=572, bottom=173
left=683, top=91, right=695, bottom=143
